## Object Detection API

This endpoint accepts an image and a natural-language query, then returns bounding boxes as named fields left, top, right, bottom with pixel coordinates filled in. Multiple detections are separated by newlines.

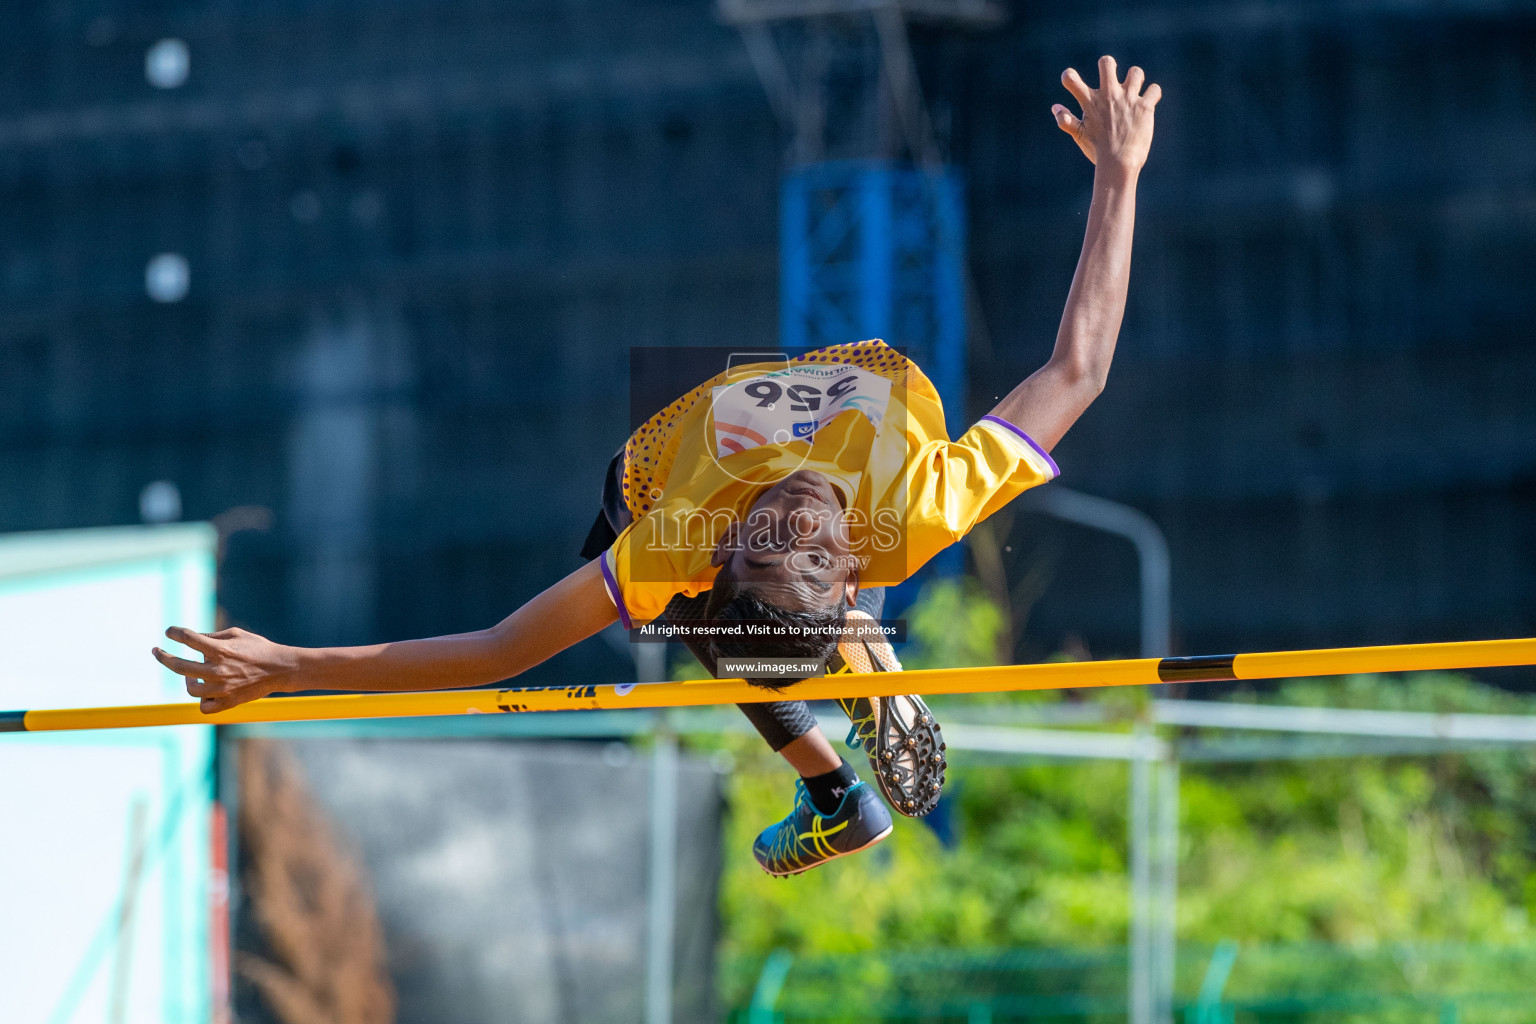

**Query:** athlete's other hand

left=152, top=626, right=297, bottom=713
left=1052, top=56, right=1160, bottom=174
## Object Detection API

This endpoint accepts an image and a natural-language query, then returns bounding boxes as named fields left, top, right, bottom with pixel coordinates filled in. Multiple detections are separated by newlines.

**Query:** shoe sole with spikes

left=831, top=610, right=947, bottom=817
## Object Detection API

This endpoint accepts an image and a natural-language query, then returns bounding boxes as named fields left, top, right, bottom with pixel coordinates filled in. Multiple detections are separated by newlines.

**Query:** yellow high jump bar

left=4, top=637, right=1535, bottom=735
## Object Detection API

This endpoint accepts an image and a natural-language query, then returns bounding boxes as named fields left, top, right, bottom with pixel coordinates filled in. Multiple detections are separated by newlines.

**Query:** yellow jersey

left=599, top=340, right=1058, bottom=626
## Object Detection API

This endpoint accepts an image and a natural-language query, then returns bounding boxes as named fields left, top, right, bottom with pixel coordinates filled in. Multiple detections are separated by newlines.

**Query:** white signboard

left=0, top=525, right=216, bottom=1024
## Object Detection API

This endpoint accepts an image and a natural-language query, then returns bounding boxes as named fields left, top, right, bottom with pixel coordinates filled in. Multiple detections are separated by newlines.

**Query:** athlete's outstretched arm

left=152, top=558, right=619, bottom=713
left=989, top=55, right=1161, bottom=453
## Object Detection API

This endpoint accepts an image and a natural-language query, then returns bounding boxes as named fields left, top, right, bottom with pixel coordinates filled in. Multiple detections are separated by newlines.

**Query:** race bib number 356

left=711, top=364, right=892, bottom=456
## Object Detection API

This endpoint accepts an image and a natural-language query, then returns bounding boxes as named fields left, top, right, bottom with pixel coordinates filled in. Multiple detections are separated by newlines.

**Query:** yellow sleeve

left=601, top=508, right=717, bottom=627
left=901, top=414, right=1060, bottom=569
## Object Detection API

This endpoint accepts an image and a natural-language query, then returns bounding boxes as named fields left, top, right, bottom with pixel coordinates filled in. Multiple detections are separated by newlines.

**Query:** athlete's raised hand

left=1052, top=55, right=1160, bottom=174
left=152, top=625, right=297, bottom=713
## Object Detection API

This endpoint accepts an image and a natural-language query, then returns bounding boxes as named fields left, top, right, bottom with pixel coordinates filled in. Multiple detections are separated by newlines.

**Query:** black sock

left=803, top=759, right=860, bottom=815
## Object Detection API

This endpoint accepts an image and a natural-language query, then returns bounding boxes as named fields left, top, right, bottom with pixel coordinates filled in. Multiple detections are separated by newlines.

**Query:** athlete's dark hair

left=704, top=560, right=846, bottom=690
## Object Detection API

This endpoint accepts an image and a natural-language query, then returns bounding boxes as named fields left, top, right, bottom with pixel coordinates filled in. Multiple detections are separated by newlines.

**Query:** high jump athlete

left=154, top=57, right=1160, bottom=875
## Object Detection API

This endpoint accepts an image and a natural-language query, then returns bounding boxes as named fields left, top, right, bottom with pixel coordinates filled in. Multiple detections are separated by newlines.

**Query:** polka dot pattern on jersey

left=619, top=340, right=932, bottom=518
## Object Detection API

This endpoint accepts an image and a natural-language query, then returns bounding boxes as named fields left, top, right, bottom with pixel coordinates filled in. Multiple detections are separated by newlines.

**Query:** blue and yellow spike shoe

left=752, top=780, right=894, bottom=877
left=832, top=611, right=947, bottom=817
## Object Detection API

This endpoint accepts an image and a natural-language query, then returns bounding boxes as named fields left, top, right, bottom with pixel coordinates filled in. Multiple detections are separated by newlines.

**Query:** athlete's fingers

left=1142, top=82, right=1163, bottom=107
left=1052, top=104, right=1082, bottom=137
left=1124, top=65, right=1145, bottom=96
left=152, top=647, right=221, bottom=680
left=165, top=625, right=222, bottom=655
left=1060, top=67, right=1093, bottom=108
left=200, top=696, right=237, bottom=715
left=184, top=678, right=217, bottom=698
left=205, top=628, right=244, bottom=640
left=1098, top=54, right=1119, bottom=90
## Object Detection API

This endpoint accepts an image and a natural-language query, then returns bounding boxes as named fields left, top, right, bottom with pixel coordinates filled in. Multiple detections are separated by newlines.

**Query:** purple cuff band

left=600, top=550, right=632, bottom=630
left=979, top=415, right=1060, bottom=478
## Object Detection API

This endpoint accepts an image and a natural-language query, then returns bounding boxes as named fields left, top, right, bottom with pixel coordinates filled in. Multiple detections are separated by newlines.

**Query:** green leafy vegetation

left=708, top=580, right=1536, bottom=1015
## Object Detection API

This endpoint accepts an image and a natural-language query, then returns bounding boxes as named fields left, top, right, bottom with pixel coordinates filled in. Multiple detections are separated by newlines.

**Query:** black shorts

left=577, top=449, right=631, bottom=561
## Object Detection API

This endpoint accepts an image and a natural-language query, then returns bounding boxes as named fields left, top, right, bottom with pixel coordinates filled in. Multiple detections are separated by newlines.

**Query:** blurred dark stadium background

left=3, top=0, right=1534, bottom=680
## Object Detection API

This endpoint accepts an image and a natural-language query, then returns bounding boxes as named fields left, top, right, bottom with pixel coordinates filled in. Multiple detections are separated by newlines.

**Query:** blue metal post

left=927, top=168, right=967, bottom=426
left=779, top=177, right=811, bottom=352
left=858, top=164, right=893, bottom=344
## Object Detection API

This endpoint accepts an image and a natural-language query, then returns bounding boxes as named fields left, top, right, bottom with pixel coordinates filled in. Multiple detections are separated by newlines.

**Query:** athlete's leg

left=661, top=591, right=833, bottom=751
left=776, top=732, right=842, bottom=775
left=660, top=589, right=900, bottom=874
left=739, top=705, right=841, bottom=773
left=832, top=588, right=948, bottom=817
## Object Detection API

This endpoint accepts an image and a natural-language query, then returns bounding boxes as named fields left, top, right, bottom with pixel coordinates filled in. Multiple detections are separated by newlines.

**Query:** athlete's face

left=712, top=469, right=858, bottom=613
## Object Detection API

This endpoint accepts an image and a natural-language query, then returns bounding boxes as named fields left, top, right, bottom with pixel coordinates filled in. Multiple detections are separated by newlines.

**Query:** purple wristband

left=600, top=550, right=633, bottom=630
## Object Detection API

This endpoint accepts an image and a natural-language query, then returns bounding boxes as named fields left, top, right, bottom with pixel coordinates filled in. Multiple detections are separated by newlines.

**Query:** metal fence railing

left=723, top=943, right=1536, bottom=1024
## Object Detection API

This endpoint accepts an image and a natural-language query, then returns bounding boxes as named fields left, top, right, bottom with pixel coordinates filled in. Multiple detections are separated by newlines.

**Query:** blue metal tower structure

left=780, top=159, right=968, bottom=423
